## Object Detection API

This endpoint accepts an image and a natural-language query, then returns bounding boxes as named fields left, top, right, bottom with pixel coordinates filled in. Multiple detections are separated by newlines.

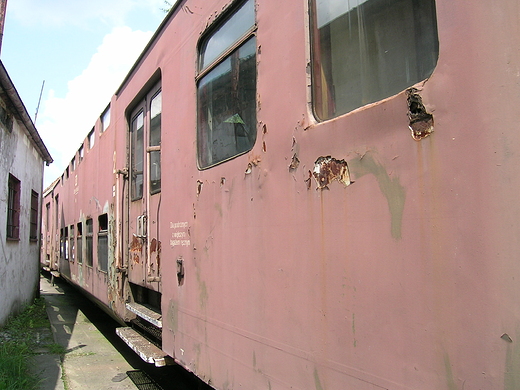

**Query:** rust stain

left=150, top=238, right=157, bottom=253
left=157, top=240, right=161, bottom=269
left=130, top=235, right=142, bottom=263
left=312, top=156, right=352, bottom=190
left=407, top=88, right=434, bottom=140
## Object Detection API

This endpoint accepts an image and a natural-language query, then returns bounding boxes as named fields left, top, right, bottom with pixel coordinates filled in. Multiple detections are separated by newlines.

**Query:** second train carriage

left=41, top=0, right=520, bottom=389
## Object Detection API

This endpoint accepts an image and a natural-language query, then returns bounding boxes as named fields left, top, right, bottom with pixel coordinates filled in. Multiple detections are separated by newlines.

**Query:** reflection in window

left=311, top=0, right=439, bottom=120
left=197, top=0, right=257, bottom=169
left=131, top=111, right=144, bottom=200
left=150, top=91, right=161, bottom=194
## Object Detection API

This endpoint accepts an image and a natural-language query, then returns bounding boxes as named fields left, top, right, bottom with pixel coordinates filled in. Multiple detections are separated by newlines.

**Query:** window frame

left=29, top=190, right=39, bottom=242
left=196, top=0, right=258, bottom=170
left=309, top=0, right=439, bottom=121
left=6, top=174, right=20, bottom=241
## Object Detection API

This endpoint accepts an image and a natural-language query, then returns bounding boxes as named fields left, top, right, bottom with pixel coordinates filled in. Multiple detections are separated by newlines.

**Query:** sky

left=1, top=0, right=172, bottom=187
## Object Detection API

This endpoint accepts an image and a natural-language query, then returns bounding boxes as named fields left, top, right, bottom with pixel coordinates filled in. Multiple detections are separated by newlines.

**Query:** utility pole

left=0, top=0, right=7, bottom=56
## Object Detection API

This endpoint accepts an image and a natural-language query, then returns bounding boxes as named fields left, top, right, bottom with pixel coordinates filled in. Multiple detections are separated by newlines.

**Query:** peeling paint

left=407, top=88, right=434, bottom=140
left=197, top=180, right=203, bottom=196
left=312, top=156, right=352, bottom=190
left=349, top=152, right=405, bottom=240
left=289, top=153, right=300, bottom=172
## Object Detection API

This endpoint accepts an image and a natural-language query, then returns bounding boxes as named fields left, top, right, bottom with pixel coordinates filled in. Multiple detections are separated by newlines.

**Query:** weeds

left=0, top=298, right=50, bottom=390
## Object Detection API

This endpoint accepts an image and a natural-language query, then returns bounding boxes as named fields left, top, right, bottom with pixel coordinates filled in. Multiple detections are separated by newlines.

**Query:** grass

left=0, top=298, right=51, bottom=390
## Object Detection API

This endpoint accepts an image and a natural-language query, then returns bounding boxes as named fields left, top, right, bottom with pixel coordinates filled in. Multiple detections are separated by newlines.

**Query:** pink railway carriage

left=41, top=0, right=520, bottom=389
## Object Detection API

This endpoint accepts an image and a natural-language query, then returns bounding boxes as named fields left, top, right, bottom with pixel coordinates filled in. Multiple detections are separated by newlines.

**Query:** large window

left=310, top=0, right=439, bottom=120
left=30, top=190, right=39, bottom=241
left=197, top=0, right=257, bottom=169
left=7, top=174, right=20, bottom=240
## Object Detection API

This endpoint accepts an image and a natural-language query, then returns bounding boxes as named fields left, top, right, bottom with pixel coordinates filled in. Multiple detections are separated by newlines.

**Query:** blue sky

left=2, top=0, right=170, bottom=186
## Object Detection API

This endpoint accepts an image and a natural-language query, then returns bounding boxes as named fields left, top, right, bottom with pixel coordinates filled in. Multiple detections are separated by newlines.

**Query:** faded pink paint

left=41, top=1, right=520, bottom=389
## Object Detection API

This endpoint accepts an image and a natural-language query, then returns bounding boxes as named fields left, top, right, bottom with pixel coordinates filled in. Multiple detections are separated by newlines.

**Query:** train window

left=101, top=106, right=110, bottom=133
left=130, top=111, right=144, bottom=200
left=77, top=222, right=83, bottom=264
left=88, top=128, right=95, bottom=149
left=149, top=91, right=161, bottom=194
left=79, top=144, right=84, bottom=162
left=310, top=0, right=439, bottom=120
left=69, top=225, right=75, bottom=262
left=197, top=0, right=257, bottom=169
left=64, top=227, right=69, bottom=260
left=98, top=214, right=108, bottom=272
left=86, top=218, right=93, bottom=267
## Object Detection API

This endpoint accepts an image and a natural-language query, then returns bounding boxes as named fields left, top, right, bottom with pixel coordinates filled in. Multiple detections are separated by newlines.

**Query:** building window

left=6, top=174, right=20, bottom=240
left=101, top=106, right=111, bottom=132
left=88, top=128, right=95, bottom=149
left=197, top=0, right=257, bottom=169
left=98, top=214, right=108, bottom=272
left=310, top=0, right=439, bottom=120
left=30, top=190, right=39, bottom=241
left=86, top=218, right=93, bottom=267
left=77, top=222, right=83, bottom=264
left=150, top=91, right=162, bottom=194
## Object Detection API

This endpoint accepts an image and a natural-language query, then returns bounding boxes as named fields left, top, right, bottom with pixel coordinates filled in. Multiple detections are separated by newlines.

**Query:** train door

left=127, top=83, right=162, bottom=294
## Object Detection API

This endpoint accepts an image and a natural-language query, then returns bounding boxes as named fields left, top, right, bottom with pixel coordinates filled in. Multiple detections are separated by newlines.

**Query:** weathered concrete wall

left=0, top=109, right=45, bottom=327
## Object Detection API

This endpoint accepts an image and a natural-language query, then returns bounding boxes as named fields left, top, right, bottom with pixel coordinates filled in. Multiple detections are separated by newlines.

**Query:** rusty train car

left=40, top=0, right=520, bottom=389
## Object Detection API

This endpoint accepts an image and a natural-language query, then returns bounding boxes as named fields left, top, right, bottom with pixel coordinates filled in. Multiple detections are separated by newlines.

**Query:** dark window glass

left=311, top=0, right=439, bottom=120
left=69, top=225, right=75, bottom=262
left=150, top=91, right=162, bottom=194
left=197, top=0, right=257, bottom=169
left=98, top=214, right=108, bottom=272
left=77, top=222, right=83, bottom=264
left=86, top=219, right=93, bottom=267
left=7, top=174, right=20, bottom=240
left=30, top=190, right=39, bottom=241
left=131, top=111, right=144, bottom=200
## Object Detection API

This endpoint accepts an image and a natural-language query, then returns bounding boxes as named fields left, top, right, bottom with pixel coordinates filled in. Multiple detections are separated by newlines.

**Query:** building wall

left=0, top=102, right=45, bottom=327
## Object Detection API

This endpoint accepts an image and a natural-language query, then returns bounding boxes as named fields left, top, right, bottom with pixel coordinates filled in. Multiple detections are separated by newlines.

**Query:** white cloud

left=8, top=0, right=166, bottom=28
left=40, top=26, right=154, bottom=187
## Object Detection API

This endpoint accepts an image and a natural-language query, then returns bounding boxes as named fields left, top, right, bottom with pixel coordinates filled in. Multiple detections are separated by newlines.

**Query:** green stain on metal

left=504, top=330, right=520, bottom=390
left=349, top=152, right=406, bottom=240
left=314, top=368, right=324, bottom=390
left=443, top=353, right=457, bottom=390
left=352, top=313, right=357, bottom=347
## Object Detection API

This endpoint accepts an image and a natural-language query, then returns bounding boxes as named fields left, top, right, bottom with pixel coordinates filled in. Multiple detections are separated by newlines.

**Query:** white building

left=0, top=60, right=52, bottom=326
